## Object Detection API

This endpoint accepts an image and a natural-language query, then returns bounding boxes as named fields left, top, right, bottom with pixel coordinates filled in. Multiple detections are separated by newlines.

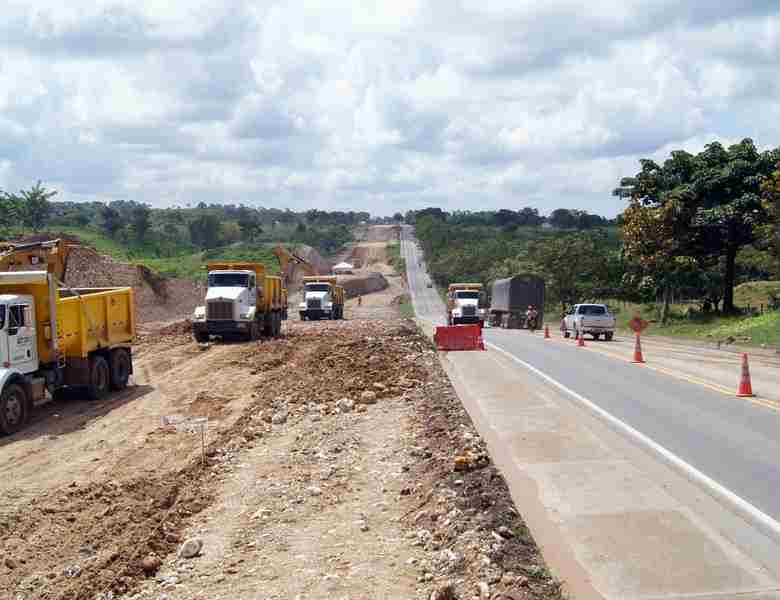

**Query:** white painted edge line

left=486, top=340, right=780, bottom=544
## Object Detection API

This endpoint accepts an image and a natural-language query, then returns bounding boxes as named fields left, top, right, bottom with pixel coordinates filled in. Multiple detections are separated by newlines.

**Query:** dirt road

left=0, top=228, right=562, bottom=600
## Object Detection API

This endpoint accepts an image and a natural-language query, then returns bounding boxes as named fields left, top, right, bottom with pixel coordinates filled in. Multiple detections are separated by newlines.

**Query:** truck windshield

left=580, top=305, right=606, bottom=315
left=305, top=284, right=330, bottom=292
left=208, top=273, right=249, bottom=288
left=0, top=305, right=4, bottom=330
left=455, top=291, right=480, bottom=299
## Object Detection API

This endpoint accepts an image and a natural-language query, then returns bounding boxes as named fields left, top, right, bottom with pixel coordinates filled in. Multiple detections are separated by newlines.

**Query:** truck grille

left=307, top=298, right=322, bottom=309
left=207, top=301, right=233, bottom=320
left=462, top=306, right=476, bottom=317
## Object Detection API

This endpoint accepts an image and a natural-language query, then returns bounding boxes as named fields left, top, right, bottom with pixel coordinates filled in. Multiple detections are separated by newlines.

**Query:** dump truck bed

left=56, top=287, right=135, bottom=361
left=0, top=272, right=135, bottom=364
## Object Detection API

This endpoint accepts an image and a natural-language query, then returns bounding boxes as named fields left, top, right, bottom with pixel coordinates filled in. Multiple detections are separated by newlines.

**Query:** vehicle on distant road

left=562, top=303, right=615, bottom=340
left=488, top=274, right=545, bottom=329
left=446, top=283, right=487, bottom=327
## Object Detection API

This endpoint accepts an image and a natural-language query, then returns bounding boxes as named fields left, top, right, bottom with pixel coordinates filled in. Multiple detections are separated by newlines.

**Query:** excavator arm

left=273, top=244, right=316, bottom=286
left=0, top=239, right=75, bottom=281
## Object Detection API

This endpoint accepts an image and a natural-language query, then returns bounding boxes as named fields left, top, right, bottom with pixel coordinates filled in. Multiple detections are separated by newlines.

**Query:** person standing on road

left=357, top=295, right=362, bottom=306
left=526, top=305, right=538, bottom=331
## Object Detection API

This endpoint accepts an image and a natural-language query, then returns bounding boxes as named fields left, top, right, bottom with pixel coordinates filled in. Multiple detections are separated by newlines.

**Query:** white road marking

left=486, top=340, right=780, bottom=545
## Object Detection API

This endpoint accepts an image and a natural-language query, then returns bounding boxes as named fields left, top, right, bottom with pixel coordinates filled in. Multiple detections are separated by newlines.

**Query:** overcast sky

left=2, top=1, right=780, bottom=217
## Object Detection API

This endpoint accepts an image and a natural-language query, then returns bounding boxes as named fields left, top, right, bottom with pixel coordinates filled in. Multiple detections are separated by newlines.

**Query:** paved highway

left=402, top=225, right=780, bottom=522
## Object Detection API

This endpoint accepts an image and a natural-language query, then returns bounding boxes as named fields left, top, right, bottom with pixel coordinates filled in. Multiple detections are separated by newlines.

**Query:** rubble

left=0, top=315, right=561, bottom=600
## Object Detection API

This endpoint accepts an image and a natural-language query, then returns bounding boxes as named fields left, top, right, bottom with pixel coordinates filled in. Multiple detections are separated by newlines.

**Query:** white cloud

left=2, top=1, right=780, bottom=215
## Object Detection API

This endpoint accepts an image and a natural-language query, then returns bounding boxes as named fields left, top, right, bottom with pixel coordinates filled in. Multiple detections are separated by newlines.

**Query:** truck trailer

left=488, top=274, right=545, bottom=329
left=192, top=262, right=285, bottom=342
left=0, top=271, right=135, bottom=435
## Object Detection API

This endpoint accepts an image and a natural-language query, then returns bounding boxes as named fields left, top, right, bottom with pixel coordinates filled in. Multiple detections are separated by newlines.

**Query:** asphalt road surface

left=401, top=225, right=780, bottom=523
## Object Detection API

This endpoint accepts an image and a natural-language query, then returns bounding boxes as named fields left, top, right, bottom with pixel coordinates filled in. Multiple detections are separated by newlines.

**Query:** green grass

left=599, top=298, right=780, bottom=346
left=6, top=226, right=285, bottom=280
left=387, top=241, right=406, bottom=275
left=733, top=280, right=780, bottom=309
left=398, top=293, right=415, bottom=318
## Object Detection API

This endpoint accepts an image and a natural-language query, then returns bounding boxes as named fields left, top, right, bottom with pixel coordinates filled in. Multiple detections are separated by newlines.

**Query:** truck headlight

left=194, top=307, right=206, bottom=321
left=299, top=302, right=306, bottom=309
left=323, top=301, right=333, bottom=308
left=240, top=311, right=253, bottom=320
left=478, top=308, right=486, bottom=316
left=452, top=309, right=462, bottom=316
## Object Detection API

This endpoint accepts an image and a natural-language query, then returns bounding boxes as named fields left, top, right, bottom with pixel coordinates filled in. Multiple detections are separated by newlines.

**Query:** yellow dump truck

left=299, top=276, right=345, bottom=320
left=0, top=271, right=135, bottom=435
left=192, top=262, right=285, bottom=342
left=446, top=283, right=487, bottom=326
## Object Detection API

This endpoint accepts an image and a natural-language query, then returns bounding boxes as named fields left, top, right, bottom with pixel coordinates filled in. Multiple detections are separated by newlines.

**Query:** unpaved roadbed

left=1, top=319, right=562, bottom=600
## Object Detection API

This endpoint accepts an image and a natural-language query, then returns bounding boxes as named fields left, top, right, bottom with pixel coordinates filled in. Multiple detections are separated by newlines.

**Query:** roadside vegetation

left=0, top=187, right=370, bottom=280
left=411, top=138, right=780, bottom=346
left=386, top=241, right=406, bottom=276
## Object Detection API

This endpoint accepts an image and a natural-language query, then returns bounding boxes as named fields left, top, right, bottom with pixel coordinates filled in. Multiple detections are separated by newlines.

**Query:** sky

left=2, top=1, right=780, bottom=217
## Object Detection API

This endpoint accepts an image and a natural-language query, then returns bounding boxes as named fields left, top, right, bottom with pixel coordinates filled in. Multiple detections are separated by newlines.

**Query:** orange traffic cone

left=577, top=331, right=586, bottom=347
left=544, top=324, right=550, bottom=339
left=632, top=334, right=645, bottom=363
left=736, top=353, right=755, bottom=397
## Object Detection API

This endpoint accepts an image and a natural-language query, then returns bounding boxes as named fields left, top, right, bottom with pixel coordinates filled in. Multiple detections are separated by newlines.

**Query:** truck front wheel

left=0, top=383, right=28, bottom=435
left=110, top=349, right=132, bottom=390
left=87, top=355, right=110, bottom=400
left=605, top=332, right=614, bottom=341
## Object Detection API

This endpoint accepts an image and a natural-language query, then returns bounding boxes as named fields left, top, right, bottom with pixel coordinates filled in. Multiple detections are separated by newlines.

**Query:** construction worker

left=526, top=305, right=538, bottom=332
left=357, top=295, right=362, bottom=307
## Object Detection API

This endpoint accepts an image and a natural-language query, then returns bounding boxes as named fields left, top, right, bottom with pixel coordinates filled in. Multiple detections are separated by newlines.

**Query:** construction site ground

left=0, top=230, right=562, bottom=600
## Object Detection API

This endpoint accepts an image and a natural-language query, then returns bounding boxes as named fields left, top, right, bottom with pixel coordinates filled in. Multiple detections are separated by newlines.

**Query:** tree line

left=412, top=138, right=780, bottom=321
left=0, top=190, right=368, bottom=258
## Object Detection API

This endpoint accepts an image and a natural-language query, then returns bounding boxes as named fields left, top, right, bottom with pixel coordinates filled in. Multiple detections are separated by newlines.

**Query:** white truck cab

left=446, top=284, right=486, bottom=326
left=193, top=270, right=258, bottom=341
left=299, top=282, right=333, bottom=320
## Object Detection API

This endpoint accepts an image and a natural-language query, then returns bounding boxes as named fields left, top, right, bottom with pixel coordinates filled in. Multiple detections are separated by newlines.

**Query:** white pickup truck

left=562, top=303, right=615, bottom=341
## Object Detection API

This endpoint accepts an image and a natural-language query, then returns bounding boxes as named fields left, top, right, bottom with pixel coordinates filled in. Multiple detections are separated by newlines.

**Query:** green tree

left=101, top=204, right=124, bottom=238
left=0, top=192, right=22, bottom=233
left=131, top=204, right=152, bottom=242
left=12, top=181, right=57, bottom=231
left=615, top=139, right=780, bottom=313
left=189, top=214, right=221, bottom=248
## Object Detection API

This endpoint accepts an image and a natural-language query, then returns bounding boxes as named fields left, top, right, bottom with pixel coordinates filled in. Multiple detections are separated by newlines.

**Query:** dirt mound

left=1, top=470, right=213, bottom=600
left=349, top=242, right=389, bottom=267
left=64, top=247, right=205, bottom=324
left=338, top=272, right=389, bottom=298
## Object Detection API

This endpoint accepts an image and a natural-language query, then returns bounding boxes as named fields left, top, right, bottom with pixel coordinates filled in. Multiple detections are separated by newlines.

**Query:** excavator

left=0, top=239, right=75, bottom=281
left=273, top=243, right=317, bottom=287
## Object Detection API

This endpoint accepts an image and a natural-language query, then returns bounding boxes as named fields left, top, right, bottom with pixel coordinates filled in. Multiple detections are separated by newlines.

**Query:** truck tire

left=87, top=355, right=110, bottom=400
left=605, top=332, right=614, bottom=341
left=194, top=331, right=209, bottom=344
left=0, top=383, right=28, bottom=435
left=109, top=348, right=132, bottom=391
left=592, top=333, right=600, bottom=341
left=276, top=312, right=283, bottom=336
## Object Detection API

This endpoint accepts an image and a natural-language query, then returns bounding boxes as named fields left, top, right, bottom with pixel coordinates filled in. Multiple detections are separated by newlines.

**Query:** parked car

left=562, top=303, right=615, bottom=340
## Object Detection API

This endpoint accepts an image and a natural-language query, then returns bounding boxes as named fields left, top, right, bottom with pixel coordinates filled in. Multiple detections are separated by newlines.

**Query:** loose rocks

left=177, top=538, right=203, bottom=559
